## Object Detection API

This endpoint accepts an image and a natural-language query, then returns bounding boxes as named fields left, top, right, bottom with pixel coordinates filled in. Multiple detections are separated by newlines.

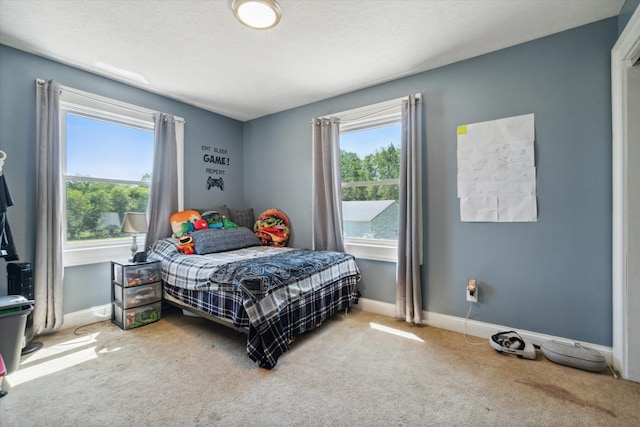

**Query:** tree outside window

left=340, top=123, right=401, bottom=241
left=63, top=112, right=153, bottom=243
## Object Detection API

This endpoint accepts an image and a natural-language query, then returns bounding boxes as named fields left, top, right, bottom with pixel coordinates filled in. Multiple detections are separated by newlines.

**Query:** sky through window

left=66, top=114, right=153, bottom=182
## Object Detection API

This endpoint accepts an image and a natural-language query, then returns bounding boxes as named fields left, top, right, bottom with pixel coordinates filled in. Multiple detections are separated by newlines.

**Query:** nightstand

left=111, top=259, right=162, bottom=330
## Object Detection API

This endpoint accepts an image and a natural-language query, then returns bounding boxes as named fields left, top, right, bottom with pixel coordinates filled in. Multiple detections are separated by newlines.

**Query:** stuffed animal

left=170, top=210, right=201, bottom=237
left=194, top=219, right=209, bottom=230
left=177, top=234, right=195, bottom=255
left=178, top=221, right=194, bottom=236
left=201, top=210, right=224, bottom=229
left=253, top=208, right=290, bottom=247
left=222, top=215, right=238, bottom=229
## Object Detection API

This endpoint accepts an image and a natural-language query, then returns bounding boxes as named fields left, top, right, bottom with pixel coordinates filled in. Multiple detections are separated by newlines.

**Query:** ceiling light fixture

left=232, top=0, right=281, bottom=30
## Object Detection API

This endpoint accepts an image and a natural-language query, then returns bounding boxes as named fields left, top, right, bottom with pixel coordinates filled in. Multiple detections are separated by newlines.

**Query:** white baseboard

left=354, top=297, right=613, bottom=363
left=356, top=297, right=396, bottom=318
left=62, top=299, right=613, bottom=364
left=62, top=304, right=112, bottom=331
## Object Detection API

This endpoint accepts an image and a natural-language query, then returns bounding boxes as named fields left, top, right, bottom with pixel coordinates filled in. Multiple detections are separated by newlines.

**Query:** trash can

left=7, top=262, right=41, bottom=355
left=0, top=295, right=34, bottom=375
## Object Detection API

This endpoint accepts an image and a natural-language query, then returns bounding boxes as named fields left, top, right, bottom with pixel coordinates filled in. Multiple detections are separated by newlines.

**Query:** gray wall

left=0, top=44, right=245, bottom=313
left=0, top=16, right=622, bottom=346
left=619, top=0, right=640, bottom=34
left=243, top=18, right=617, bottom=346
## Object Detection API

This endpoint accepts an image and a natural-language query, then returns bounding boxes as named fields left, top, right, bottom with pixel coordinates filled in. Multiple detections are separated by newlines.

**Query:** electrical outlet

left=466, top=287, right=478, bottom=302
left=466, top=279, right=478, bottom=303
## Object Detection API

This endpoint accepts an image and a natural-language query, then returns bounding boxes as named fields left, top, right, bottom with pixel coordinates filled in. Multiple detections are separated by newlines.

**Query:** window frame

left=337, top=98, right=404, bottom=263
left=59, top=88, right=183, bottom=267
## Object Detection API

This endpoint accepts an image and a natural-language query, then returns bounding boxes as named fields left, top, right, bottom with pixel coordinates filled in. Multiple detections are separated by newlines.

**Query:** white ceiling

left=0, top=0, right=624, bottom=122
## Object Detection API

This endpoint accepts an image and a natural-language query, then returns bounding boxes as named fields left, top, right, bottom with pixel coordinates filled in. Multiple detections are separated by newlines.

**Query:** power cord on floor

left=463, top=301, right=487, bottom=346
left=72, top=304, right=110, bottom=339
left=73, top=325, right=92, bottom=337
left=574, top=342, right=619, bottom=379
left=608, top=364, right=619, bottom=379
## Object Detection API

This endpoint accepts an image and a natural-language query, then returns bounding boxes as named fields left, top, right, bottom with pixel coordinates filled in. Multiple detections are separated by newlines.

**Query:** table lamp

left=121, top=212, right=148, bottom=261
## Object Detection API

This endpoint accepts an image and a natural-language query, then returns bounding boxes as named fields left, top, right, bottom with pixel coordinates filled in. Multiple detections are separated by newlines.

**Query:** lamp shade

left=121, top=212, right=148, bottom=234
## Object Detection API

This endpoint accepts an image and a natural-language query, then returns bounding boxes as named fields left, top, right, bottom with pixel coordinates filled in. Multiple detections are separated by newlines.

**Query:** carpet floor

left=1, top=305, right=638, bottom=426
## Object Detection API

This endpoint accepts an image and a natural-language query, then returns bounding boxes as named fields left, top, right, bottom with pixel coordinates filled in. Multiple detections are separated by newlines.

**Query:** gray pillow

left=230, top=208, right=255, bottom=229
left=191, top=227, right=261, bottom=255
left=540, top=340, right=606, bottom=372
left=215, top=204, right=232, bottom=221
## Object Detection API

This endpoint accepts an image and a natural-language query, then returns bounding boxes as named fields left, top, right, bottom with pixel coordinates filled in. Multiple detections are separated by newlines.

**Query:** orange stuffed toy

left=177, top=234, right=195, bottom=255
left=170, top=210, right=201, bottom=237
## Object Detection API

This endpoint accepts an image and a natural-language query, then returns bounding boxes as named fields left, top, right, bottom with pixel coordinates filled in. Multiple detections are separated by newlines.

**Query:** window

left=338, top=98, right=403, bottom=262
left=59, top=88, right=183, bottom=266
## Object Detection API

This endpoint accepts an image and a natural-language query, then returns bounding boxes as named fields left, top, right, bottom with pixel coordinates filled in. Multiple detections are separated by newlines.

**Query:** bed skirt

left=163, top=275, right=359, bottom=368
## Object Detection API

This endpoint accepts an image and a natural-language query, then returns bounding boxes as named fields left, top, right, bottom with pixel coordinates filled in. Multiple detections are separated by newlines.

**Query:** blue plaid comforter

left=149, top=239, right=360, bottom=369
left=211, top=249, right=357, bottom=298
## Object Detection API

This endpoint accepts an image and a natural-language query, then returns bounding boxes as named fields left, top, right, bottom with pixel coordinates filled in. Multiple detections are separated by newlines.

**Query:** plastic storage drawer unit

left=112, top=260, right=161, bottom=287
left=113, top=282, right=161, bottom=309
left=112, top=301, right=161, bottom=330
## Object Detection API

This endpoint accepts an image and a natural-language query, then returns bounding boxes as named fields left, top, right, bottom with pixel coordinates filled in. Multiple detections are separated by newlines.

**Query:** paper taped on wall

left=457, top=113, right=537, bottom=222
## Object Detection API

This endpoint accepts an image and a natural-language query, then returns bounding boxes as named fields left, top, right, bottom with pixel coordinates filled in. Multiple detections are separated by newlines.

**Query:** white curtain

left=396, top=94, right=423, bottom=324
left=312, top=117, right=345, bottom=252
left=145, top=113, right=178, bottom=252
left=34, top=79, right=64, bottom=334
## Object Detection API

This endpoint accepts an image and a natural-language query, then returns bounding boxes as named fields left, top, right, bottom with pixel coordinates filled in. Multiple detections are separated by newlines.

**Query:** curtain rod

left=312, top=94, right=421, bottom=123
left=339, top=104, right=400, bottom=123
left=36, top=79, right=185, bottom=124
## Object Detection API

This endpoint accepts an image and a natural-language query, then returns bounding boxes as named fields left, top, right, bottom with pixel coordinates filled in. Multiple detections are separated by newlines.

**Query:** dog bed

left=540, top=340, right=606, bottom=372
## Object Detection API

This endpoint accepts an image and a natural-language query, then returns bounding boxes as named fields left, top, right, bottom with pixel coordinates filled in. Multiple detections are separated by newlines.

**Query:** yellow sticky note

left=457, top=125, right=467, bottom=135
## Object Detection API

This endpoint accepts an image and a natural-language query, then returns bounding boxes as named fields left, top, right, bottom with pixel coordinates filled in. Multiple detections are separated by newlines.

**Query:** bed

left=147, top=227, right=360, bottom=369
